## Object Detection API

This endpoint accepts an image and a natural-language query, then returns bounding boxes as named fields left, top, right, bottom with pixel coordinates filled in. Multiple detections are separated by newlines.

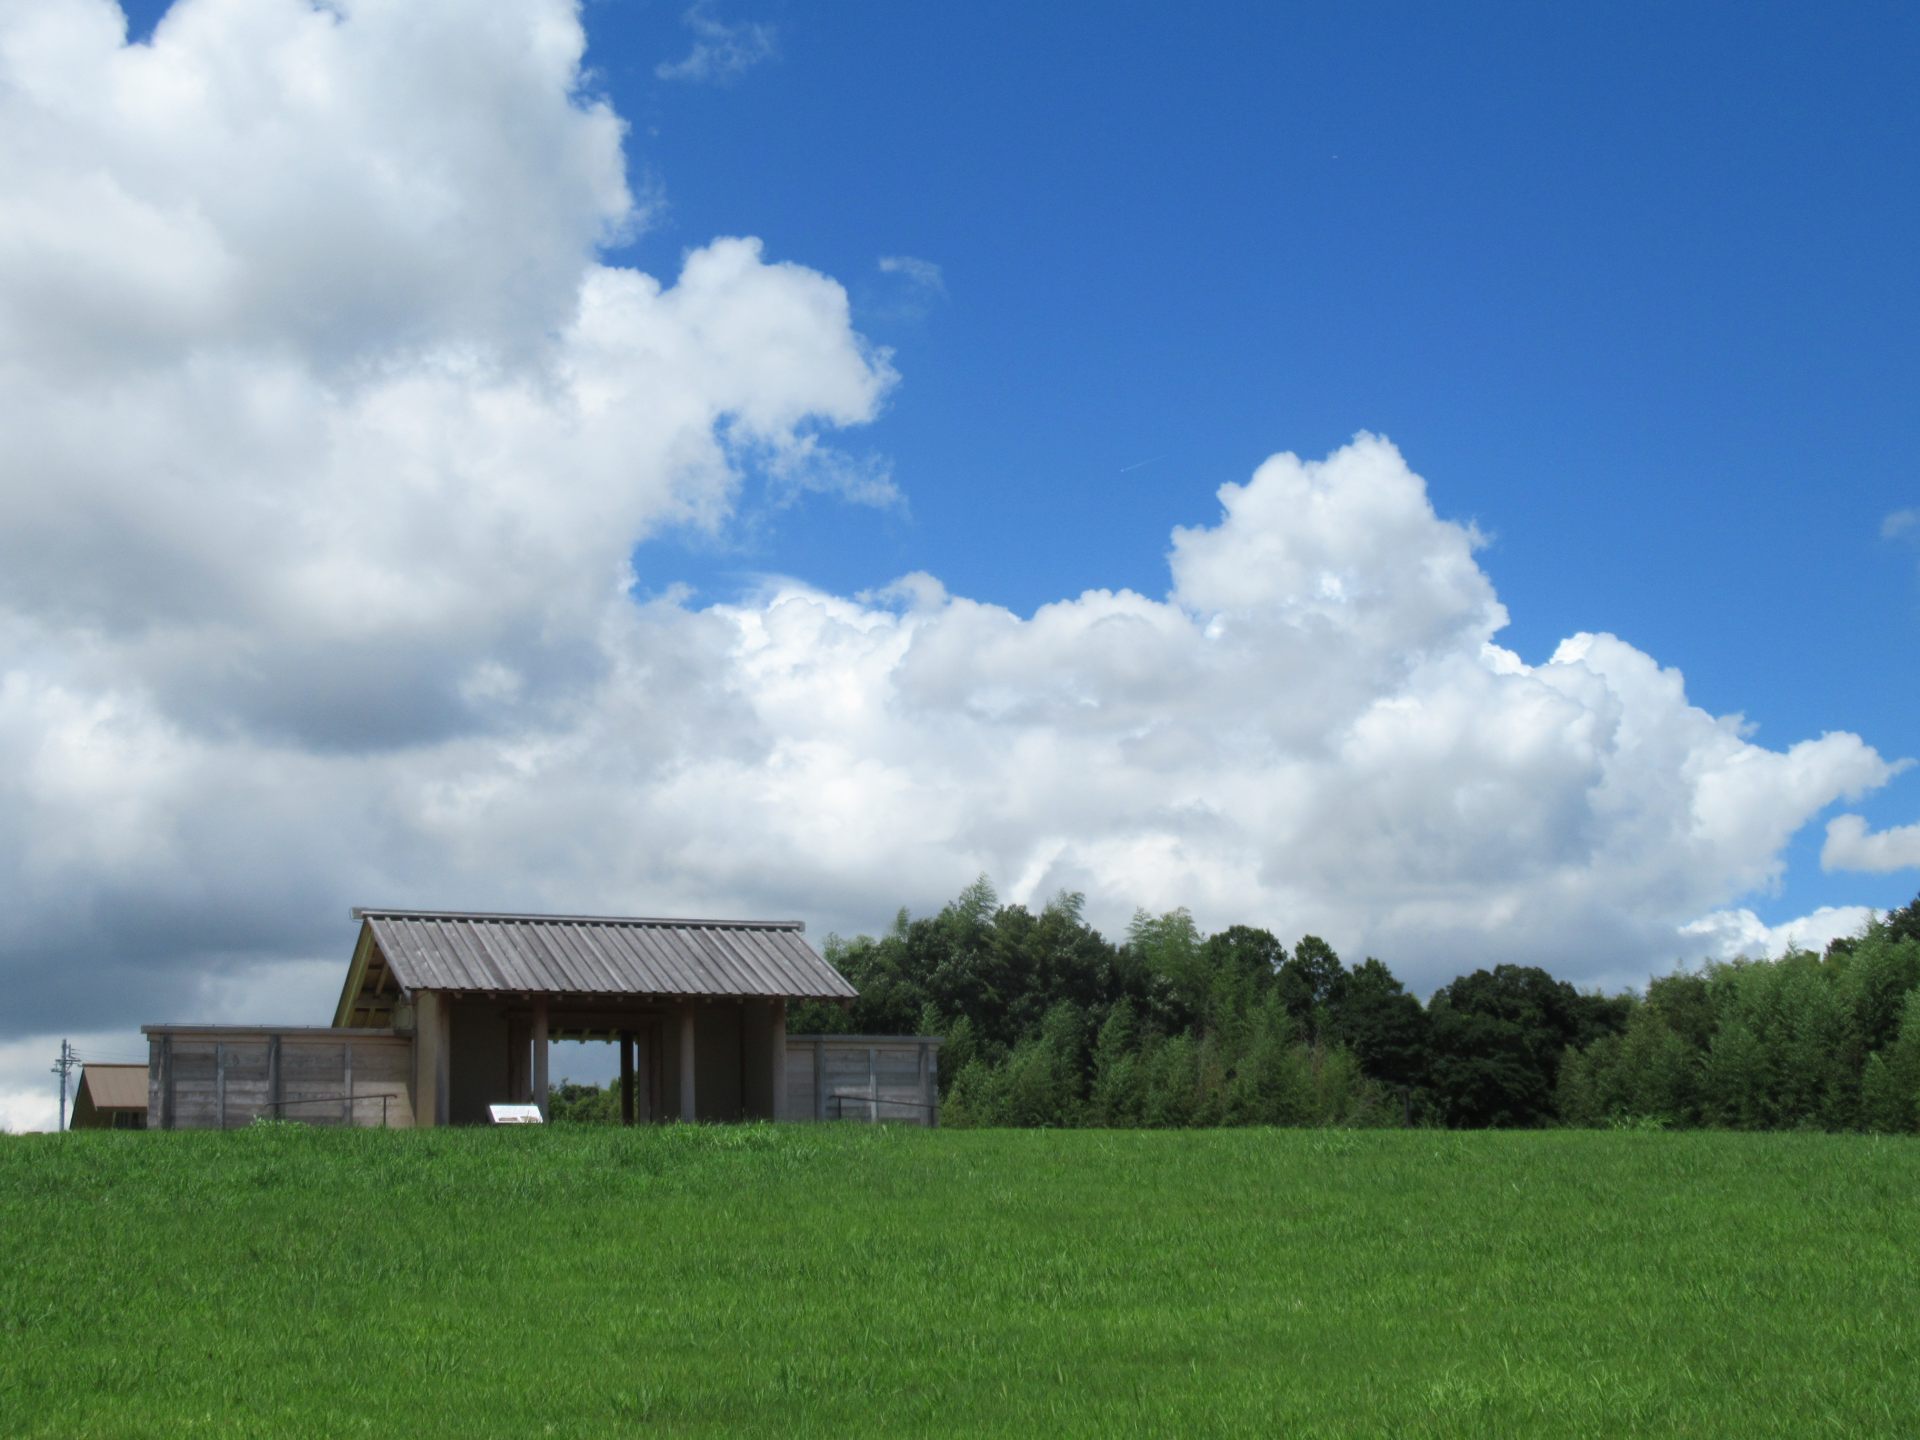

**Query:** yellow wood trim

left=331, top=922, right=380, bottom=1029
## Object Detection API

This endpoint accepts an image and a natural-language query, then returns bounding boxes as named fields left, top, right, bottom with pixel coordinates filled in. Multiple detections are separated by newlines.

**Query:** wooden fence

left=144, top=1026, right=413, bottom=1130
left=781, top=1035, right=941, bottom=1126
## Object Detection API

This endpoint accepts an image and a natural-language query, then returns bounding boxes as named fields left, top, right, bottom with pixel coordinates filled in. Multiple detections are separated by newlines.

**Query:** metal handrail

left=251, top=1093, right=392, bottom=1128
left=827, top=1091, right=936, bottom=1121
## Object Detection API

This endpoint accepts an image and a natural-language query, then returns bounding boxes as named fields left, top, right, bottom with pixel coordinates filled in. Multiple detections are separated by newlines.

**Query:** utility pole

left=51, top=1039, right=77, bottom=1132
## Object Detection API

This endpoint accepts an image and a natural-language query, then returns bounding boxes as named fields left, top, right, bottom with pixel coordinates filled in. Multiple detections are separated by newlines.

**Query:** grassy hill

left=3, top=1125, right=1916, bottom=1436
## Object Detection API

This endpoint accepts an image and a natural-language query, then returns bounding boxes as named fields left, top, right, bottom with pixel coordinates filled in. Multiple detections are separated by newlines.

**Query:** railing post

left=813, top=1037, right=826, bottom=1121
left=917, top=1043, right=929, bottom=1127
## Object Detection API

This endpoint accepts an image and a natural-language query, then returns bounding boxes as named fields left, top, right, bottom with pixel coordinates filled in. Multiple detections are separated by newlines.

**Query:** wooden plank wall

left=147, top=1032, right=414, bottom=1130
left=782, top=1037, right=940, bottom=1126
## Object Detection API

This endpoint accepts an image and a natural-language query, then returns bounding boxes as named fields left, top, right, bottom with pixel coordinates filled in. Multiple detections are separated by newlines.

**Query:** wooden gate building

left=141, top=907, right=946, bottom=1129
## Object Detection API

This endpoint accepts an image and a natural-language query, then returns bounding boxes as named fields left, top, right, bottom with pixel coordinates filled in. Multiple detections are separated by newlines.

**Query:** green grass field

left=2, top=1125, right=1916, bottom=1437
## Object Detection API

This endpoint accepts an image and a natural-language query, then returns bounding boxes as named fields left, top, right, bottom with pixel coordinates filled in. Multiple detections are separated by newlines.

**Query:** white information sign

left=489, top=1103, right=545, bottom=1124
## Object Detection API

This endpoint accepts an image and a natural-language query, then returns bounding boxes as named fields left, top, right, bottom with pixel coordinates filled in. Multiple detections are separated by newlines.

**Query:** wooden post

left=215, top=1042, right=227, bottom=1131
left=413, top=991, right=442, bottom=1128
left=917, top=1041, right=929, bottom=1127
left=267, top=1034, right=282, bottom=1119
left=867, top=1046, right=878, bottom=1124
left=813, top=1036, right=826, bottom=1121
left=619, top=1029, right=635, bottom=1126
left=679, top=1003, right=696, bottom=1122
left=533, top=995, right=550, bottom=1121
left=342, top=1042, right=355, bottom=1127
left=160, top=1034, right=174, bottom=1131
left=769, top=999, right=787, bottom=1121
left=507, top=1015, right=530, bottom=1103
left=648, top=1021, right=663, bottom=1123
left=737, top=1003, right=749, bottom=1121
left=435, top=997, right=451, bottom=1127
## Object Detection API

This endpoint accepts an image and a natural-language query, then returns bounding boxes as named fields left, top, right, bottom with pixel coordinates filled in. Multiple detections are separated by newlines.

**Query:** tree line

left=779, top=880, right=1920, bottom=1132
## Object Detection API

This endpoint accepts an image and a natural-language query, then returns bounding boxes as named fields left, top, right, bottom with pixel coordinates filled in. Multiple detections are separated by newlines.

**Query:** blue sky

left=599, top=0, right=1919, bottom=927
left=1, top=0, right=1917, bottom=1122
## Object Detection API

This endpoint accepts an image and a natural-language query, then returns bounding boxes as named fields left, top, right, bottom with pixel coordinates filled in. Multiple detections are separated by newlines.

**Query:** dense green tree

left=1615, top=1005, right=1701, bottom=1125
left=1701, top=1017, right=1769, bottom=1129
left=546, top=1079, right=618, bottom=1125
left=1883, top=893, right=1920, bottom=947
left=1427, top=1005, right=1550, bottom=1127
left=1331, top=957, right=1430, bottom=1095
left=1860, top=1054, right=1907, bottom=1134
left=1089, top=999, right=1144, bottom=1126
left=1428, top=965, right=1627, bottom=1126
left=1551, top=899, right=1920, bottom=1133
left=1554, top=1044, right=1603, bottom=1127
left=1277, top=935, right=1347, bottom=1042
left=812, top=881, right=1920, bottom=1133
left=1142, top=1033, right=1201, bottom=1128
left=1868, top=989, right=1920, bottom=1134
left=1644, top=970, right=1716, bottom=1052
left=1127, top=907, right=1209, bottom=1031
left=1199, top=925, right=1285, bottom=1048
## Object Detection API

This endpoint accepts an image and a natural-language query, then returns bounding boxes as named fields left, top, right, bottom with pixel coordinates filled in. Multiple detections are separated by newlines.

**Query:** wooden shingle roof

left=346, top=908, right=857, bottom=1007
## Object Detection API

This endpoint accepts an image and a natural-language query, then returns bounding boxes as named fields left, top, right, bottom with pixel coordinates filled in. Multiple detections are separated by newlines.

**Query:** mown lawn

left=2, top=1125, right=1916, bottom=1437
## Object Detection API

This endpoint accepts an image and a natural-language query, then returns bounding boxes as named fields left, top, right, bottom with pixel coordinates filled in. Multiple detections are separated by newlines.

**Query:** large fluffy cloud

left=0, top=0, right=891, bottom=754
left=0, top=0, right=1908, bottom=1129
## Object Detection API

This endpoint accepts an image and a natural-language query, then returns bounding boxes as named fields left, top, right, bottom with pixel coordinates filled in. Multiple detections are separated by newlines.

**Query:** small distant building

left=143, top=907, right=941, bottom=1129
left=70, top=1064, right=149, bottom=1129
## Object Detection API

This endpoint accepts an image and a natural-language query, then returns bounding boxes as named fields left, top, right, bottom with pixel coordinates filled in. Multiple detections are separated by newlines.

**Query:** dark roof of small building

left=77, top=1064, right=148, bottom=1111
left=350, top=908, right=858, bottom=1003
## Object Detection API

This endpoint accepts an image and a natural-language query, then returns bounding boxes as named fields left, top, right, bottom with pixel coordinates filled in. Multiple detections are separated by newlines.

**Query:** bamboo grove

left=772, top=880, right=1920, bottom=1132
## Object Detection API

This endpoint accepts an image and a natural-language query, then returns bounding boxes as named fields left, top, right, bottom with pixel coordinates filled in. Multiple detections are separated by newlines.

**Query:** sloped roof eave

left=355, top=909, right=858, bottom=1003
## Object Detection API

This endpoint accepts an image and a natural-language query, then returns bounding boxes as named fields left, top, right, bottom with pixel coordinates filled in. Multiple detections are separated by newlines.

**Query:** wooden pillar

left=435, top=999, right=450, bottom=1127
left=413, top=990, right=446, bottom=1129
left=648, top=1021, right=663, bottom=1122
left=736, top=1003, right=748, bottom=1121
left=507, top=1015, right=531, bottom=1103
left=679, top=1003, right=696, bottom=1123
left=769, top=999, right=787, bottom=1121
left=158, top=1034, right=174, bottom=1131
left=532, top=995, right=550, bottom=1121
left=619, top=1029, right=635, bottom=1127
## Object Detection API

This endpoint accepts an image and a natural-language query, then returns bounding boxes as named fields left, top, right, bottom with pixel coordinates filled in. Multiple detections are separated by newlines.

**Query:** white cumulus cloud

left=1823, top=814, right=1920, bottom=874
left=1679, top=905, right=1883, bottom=963
left=0, top=0, right=1908, bottom=1120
